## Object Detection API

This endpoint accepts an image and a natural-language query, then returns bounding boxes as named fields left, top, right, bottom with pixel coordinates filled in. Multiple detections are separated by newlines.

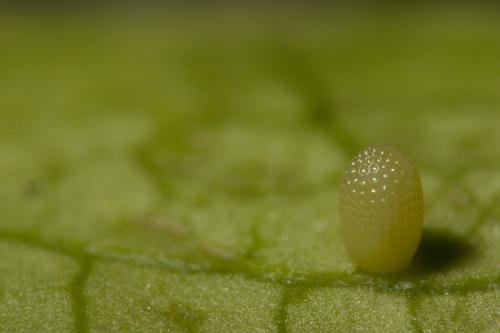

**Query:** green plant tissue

left=0, top=9, right=499, bottom=333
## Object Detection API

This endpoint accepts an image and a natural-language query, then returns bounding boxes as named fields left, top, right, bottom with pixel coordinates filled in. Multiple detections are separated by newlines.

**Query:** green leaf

left=1, top=8, right=499, bottom=332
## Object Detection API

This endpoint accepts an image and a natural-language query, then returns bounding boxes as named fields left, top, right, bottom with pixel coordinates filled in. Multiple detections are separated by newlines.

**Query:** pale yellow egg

left=338, top=145, right=423, bottom=273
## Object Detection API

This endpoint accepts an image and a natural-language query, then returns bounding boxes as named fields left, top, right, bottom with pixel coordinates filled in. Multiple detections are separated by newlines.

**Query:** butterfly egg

left=338, top=145, right=423, bottom=273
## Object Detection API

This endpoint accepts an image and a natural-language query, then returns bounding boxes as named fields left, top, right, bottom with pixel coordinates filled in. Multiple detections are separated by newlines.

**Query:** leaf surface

left=0, top=8, right=499, bottom=332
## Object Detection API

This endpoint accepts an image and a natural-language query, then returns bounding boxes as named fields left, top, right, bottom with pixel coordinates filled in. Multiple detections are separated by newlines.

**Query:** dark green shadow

left=408, top=228, right=476, bottom=276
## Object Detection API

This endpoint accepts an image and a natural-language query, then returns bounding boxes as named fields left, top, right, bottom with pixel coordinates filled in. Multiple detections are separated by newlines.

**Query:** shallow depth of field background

left=0, top=2, right=499, bottom=332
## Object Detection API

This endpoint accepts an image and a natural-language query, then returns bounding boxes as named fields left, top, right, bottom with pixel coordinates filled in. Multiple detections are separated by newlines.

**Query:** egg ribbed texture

left=338, top=145, right=423, bottom=273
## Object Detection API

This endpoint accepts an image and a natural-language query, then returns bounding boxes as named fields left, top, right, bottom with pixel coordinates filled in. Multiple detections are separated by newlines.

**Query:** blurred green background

left=0, top=3, right=499, bottom=332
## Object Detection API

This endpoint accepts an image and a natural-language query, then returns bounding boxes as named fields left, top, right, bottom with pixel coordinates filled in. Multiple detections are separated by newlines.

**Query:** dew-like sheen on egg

left=338, top=145, right=423, bottom=273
